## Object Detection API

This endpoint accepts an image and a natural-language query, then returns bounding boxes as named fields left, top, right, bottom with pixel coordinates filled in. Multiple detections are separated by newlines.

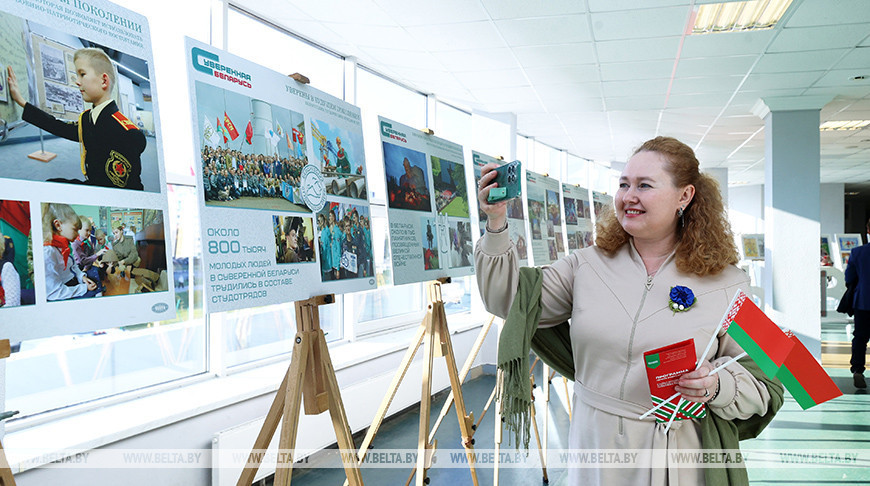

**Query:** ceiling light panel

left=693, top=0, right=792, bottom=34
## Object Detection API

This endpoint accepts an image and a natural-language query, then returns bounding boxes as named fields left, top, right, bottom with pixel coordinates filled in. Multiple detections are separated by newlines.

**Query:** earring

left=678, top=207, right=685, bottom=226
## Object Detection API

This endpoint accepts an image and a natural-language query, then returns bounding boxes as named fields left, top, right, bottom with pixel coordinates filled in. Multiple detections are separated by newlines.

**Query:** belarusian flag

left=776, top=333, right=843, bottom=410
left=722, top=290, right=795, bottom=378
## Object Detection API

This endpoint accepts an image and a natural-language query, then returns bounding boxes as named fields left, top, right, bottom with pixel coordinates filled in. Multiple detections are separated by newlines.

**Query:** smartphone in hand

left=487, top=159, right=522, bottom=203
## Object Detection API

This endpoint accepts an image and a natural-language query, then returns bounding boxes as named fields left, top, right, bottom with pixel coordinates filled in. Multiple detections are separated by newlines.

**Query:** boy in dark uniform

left=7, top=48, right=145, bottom=190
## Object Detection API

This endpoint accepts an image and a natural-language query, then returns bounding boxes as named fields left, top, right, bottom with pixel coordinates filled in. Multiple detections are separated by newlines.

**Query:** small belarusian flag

left=721, top=290, right=795, bottom=378
left=777, top=333, right=843, bottom=410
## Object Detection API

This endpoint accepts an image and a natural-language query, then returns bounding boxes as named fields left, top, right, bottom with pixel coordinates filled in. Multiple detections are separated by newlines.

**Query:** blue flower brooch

left=669, top=285, right=696, bottom=314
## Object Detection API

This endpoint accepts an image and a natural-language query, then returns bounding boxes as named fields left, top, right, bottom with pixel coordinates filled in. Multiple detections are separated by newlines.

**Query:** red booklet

left=643, top=338, right=707, bottom=422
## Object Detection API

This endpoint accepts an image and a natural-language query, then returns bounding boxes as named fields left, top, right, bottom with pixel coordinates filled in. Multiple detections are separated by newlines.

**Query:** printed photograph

left=555, top=231, right=565, bottom=253
left=316, top=202, right=373, bottom=281
left=838, top=235, right=861, bottom=251
left=0, top=62, right=8, bottom=103
left=449, top=220, right=472, bottom=268
left=529, top=198, right=544, bottom=240
left=514, top=232, right=528, bottom=259
left=41, top=202, right=169, bottom=302
left=1, top=14, right=160, bottom=191
left=431, top=156, right=469, bottom=217
left=383, top=142, right=431, bottom=212
left=420, top=216, right=441, bottom=270
left=273, top=215, right=316, bottom=264
left=564, top=197, right=578, bottom=226
left=548, top=239, right=557, bottom=261
left=578, top=199, right=591, bottom=219
left=312, top=118, right=367, bottom=200
left=196, top=82, right=312, bottom=212
left=506, top=196, right=524, bottom=220
left=821, top=236, right=832, bottom=267
left=567, top=229, right=579, bottom=251
left=0, top=200, right=35, bottom=308
left=547, top=189, right=562, bottom=228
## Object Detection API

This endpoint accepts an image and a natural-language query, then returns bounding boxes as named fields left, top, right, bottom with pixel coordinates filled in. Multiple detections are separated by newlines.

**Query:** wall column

left=752, top=96, right=830, bottom=357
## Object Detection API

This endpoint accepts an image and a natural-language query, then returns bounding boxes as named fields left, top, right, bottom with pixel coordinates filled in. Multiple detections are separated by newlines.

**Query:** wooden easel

left=0, top=339, right=17, bottom=486
left=348, top=278, right=479, bottom=486
left=237, top=295, right=363, bottom=486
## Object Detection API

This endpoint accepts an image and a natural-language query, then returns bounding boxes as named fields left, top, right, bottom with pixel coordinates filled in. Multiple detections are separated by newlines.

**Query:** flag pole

left=639, top=351, right=748, bottom=420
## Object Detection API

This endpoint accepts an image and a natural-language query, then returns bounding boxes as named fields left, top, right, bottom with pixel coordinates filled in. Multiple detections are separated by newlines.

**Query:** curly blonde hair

left=595, top=137, right=738, bottom=276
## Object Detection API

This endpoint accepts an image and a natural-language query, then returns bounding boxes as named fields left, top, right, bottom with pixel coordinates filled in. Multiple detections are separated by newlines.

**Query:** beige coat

left=475, top=228, right=772, bottom=485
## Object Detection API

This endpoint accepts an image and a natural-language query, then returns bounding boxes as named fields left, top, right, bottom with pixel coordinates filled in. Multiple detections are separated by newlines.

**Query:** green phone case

left=487, top=160, right=522, bottom=203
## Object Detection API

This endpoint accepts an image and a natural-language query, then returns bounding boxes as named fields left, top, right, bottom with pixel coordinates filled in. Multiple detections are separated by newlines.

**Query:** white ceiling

left=233, top=0, right=870, bottom=186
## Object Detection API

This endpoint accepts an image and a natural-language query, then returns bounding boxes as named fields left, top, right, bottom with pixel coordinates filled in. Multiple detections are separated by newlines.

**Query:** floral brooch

left=669, top=285, right=696, bottom=313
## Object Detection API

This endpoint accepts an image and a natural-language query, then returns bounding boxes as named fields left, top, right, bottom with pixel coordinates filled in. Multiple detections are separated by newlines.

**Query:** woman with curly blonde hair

left=474, top=136, right=780, bottom=485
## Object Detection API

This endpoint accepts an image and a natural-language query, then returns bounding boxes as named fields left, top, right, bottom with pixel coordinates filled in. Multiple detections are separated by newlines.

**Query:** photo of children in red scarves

left=41, top=202, right=168, bottom=301
left=383, top=142, right=431, bottom=212
left=0, top=200, right=35, bottom=308
left=316, top=203, right=373, bottom=281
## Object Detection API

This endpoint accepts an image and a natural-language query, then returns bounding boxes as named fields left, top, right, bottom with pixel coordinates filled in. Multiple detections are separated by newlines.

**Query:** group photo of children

left=196, top=81, right=312, bottom=212
left=312, top=118, right=367, bottom=200
left=41, top=202, right=169, bottom=302
left=0, top=200, right=35, bottom=308
left=1, top=13, right=159, bottom=191
left=384, top=143, right=432, bottom=213
left=273, top=215, right=316, bottom=264
left=316, top=203, right=373, bottom=281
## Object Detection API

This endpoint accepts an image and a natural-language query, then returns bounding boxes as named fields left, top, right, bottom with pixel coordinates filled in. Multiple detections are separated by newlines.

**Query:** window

left=352, top=69, right=427, bottom=334
left=565, top=154, right=590, bottom=187
left=227, top=8, right=344, bottom=99
left=533, top=141, right=562, bottom=180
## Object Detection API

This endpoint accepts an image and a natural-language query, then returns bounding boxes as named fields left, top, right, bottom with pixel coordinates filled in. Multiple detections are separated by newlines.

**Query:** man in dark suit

left=845, top=221, right=870, bottom=388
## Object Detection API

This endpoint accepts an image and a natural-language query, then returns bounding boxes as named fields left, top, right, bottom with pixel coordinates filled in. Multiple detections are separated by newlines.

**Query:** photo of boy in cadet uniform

left=6, top=48, right=145, bottom=190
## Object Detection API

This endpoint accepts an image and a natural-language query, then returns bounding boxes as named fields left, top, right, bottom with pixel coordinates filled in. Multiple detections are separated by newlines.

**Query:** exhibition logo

left=191, top=47, right=253, bottom=89
left=300, top=164, right=327, bottom=213
left=380, top=121, right=407, bottom=143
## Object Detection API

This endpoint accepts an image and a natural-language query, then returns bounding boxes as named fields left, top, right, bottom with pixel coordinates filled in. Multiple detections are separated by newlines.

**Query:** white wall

left=820, top=183, right=845, bottom=236
left=728, top=184, right=764, bottom=235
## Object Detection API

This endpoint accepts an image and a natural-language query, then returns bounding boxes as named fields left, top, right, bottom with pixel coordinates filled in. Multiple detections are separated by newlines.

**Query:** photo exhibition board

left=591, top=191, right=613, bottom=223
left=526, top=170, right=564, bottom=265
left=562, top=183, right=593, bottom=252
left=835, top=233, right=863, bottom=269
left=186, top=38, right=375, bottom=313
left=471, top=151, right=529, bottom=264
left=0, top=0, right=175, bottom=341
left=740, top=234, right=765, bottom=261
left=379, top=116, right=475, bottom=285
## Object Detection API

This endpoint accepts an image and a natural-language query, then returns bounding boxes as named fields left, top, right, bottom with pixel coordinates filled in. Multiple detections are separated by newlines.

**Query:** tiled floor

left=267, top=317, right=869, bottom=485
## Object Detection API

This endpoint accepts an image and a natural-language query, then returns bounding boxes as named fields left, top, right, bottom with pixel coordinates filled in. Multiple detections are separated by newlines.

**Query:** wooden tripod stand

left=237, top=295, right=363, bottom=486
left=349, top=278, right=479, bottom=486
